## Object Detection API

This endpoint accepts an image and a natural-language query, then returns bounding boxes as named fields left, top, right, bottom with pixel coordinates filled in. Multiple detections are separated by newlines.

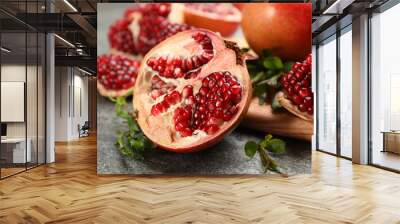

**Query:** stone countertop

left=97, top=96, right=310, bottom=175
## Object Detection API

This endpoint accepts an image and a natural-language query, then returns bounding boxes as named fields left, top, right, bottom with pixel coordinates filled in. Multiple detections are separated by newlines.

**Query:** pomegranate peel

left=276, top=91, right=313, bottom=122
left=183, top=3, right=241, bottom=37
left=133, top=29, right=251, bottom=153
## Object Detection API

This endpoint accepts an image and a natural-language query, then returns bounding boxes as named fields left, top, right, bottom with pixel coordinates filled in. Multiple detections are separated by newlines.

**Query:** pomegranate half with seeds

left=97, top=54, right=140, bottom=97
left=278, top=54, right=313, bottom=121
left=134, top=29, right=251, bottom=153
left=183, top=3, right=241, bottom=37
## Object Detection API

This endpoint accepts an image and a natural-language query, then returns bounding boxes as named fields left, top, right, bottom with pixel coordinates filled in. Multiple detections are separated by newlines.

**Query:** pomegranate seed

left=205, top=124, right=219, bottom=134
left=182, top=85, right=193, bottom=98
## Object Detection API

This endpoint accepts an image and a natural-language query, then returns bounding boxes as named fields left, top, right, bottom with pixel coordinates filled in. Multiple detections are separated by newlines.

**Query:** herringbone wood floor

left=1, top=135, right=400, bottom=224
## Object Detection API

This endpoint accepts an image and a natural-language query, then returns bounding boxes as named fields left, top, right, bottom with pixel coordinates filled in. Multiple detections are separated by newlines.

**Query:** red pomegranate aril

left=205, top=124, right=219, bottom=134
left=182, top=85, right=193, bottom=98
left=280, top=54, right=313, bottom=119
left=180, top=128, right=193, bottom=137
left=307, top=107, right=313, bottom=115
left=299, top=88, right=312, bottom=98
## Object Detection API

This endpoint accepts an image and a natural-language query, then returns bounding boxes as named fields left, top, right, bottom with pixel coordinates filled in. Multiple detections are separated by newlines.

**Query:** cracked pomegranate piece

left=134, top=29, right=251, bottom=153
left=97, top=54, right=140, bottom=97
left=183, top=3, right=241, bottom=37
left=108, top=3, right=191, bottom=56
left=279, top=54, right=313, bottom=121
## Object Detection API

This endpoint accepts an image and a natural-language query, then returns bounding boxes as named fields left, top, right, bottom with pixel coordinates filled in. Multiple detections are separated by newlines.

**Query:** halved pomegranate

left=183, top=3, right=241, bottom=37
left=97, top=54, right=140, bottom=98
left=278, top=54, right=313, bottom=121
left=108, top=3, right=191, bottom=57
left=133, top=29, right=251, bottom=153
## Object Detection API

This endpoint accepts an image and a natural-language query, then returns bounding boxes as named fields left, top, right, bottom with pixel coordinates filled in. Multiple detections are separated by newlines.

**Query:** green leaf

left=261, top=49, right=273, bottom=58
left=257, top=73, right=283, bottom=87
left=265, top=134, right=273, bottom=142
left=265, top=139, right=286, bottom=154
left=283, top=62, right=294, bottom=73
left=113, top=96, right=155, bottom=160
left=244, top=141, right=258, bottom=158
left=263, top=57, right=283, bottom=70
left=251, top=71, right=266, bottom=84
left=253, top=84, right=266, bottom=98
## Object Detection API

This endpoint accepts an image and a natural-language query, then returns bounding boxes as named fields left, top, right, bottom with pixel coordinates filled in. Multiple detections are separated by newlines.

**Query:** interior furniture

left=0, top=138, right=31, bottom=164
left=79, top=121, right=90, bottom=138
left=382, top=131, right=400, bottom=154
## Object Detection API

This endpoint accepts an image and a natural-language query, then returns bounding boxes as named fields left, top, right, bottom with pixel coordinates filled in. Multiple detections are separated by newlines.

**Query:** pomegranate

left=279, top=54, right=313, bottom=121
left=183, top=3, right=241, bottom=37
left=233, top=3, right=244, bottom=11
left=241, top=3, right=311, bottom=61
left=108, top=3, right=191, bottom=56
left=133, top=29, right=251, bottom=153
left=97, top=54, right=140, bottom=97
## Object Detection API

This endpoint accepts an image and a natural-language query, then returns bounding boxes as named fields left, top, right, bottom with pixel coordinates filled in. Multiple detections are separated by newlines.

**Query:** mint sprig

left=244, top=134, right=287, bottom=176
left=246, top=50, right=293, bottom=108
left=114, top=97, right=156, bottom=159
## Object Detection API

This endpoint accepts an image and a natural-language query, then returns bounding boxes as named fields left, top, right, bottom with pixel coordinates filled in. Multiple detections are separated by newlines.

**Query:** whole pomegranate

left=97, top=54, right=140, bottom=98
left=133, top=29, right=252, bottom=153
left=183, top=3, right=241, bottom=37
left=108, top=3, right=191, bottom=56
left=241, top=3, right=311, bottom=61
left=279, top=54, right=313, bottom=121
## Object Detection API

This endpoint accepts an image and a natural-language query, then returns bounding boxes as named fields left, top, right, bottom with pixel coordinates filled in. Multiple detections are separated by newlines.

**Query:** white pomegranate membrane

left=134, top=29, right=251, bottom=152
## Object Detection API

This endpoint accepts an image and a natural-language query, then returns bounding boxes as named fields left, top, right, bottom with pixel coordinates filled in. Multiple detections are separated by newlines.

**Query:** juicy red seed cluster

left=97, top=54, right=140, bottom=90
left=109, top=4, right=191, bottom=56
left=280, top=54, right=313, bottom=115
left=151, top=91, right=182, bottom=116
left=172, top=72, right=242, bottom=137
left=146, top=32, right=214, bottom=79
left=108, top=18, right=136, bottom=55
left=150, top=75, right=176, bottom=100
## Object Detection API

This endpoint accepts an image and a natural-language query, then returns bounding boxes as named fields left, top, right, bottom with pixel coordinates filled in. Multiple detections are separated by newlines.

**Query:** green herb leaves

left=246, top=49, right=293, bottom=107
left=244, top=141, right=258, bottom=158
left=114, top=97, right=155, bottom=159
left=244, top=134, right=287, bottom=175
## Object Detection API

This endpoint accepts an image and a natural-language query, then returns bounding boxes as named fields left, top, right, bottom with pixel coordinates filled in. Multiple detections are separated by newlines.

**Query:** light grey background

left=97, top=3, right=311, bottom=175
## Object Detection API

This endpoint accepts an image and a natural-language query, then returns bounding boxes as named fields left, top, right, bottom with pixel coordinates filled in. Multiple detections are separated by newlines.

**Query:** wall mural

left=97, top=3, right=312, bottom=175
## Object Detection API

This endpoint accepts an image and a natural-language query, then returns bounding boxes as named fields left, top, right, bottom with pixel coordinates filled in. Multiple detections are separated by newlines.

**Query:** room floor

left=0, top=135, right=399, bottom=223
left=372, top=150, right=400, bottom=171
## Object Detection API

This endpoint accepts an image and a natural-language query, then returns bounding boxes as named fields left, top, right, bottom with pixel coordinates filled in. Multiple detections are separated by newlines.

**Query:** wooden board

left=243, top=98, right=313, bottom=141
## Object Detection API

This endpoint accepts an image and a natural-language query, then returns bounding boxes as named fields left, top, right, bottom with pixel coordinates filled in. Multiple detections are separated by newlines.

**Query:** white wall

left=54, top=67, right=89, bottom=141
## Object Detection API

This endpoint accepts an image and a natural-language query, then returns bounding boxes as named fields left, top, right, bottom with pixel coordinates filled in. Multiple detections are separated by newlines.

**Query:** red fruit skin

left=133, top=29, right=252, bottom=153
left=183, top=4, right=241, bottom=37
left=241, top=3, right=312, bottom=61
left=233, top=3, right=244, bottom=11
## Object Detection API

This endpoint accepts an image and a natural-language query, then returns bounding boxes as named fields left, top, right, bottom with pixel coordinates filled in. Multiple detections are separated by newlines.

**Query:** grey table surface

left=96, top=3, right=311, bottom=175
